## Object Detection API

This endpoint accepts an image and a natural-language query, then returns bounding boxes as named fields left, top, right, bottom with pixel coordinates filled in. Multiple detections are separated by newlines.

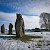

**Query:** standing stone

left=1, top=24, right=5, bottom=33
left=15, top=14, right=25, bottom=37
left=8, top=23, right=13, bottom=35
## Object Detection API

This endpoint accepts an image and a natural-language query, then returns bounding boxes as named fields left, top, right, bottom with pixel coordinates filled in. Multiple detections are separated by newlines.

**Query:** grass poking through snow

left=15, top=35, right=42, bottom=42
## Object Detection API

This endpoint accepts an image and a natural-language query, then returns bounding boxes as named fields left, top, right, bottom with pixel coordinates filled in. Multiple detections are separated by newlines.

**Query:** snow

left=0, top=38, right=50, bottom=50
left=0, top=32, right=50, bottom=50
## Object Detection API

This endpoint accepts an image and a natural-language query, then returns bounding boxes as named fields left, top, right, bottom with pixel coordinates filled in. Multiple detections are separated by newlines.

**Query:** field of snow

left=0, top=38, right=50, bottom=50
left=0, top=32, right=50, bottom=50
left=26, top=32, right=50, bottom=40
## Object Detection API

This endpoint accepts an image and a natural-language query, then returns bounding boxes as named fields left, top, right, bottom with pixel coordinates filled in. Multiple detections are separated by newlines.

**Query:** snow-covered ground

left=26, top=32, right=50, bottom=40
left=0, top=32, right=50, bottom=50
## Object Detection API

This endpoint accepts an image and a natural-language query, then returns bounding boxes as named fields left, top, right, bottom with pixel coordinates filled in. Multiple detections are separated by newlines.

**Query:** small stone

left=8, top=23, right=13, bottom=35
left=1, top=24, right=5, bottom=33
left=28, top=46, right=30, bottom=48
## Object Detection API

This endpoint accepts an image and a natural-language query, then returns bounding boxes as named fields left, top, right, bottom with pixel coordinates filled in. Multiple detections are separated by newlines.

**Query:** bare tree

left=39, top=12, right=50, bottom=31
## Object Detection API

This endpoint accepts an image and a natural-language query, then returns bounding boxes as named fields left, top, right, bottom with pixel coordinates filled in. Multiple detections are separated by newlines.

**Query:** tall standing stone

left=1, top=24, right=5, bottom=33
left=8, top=23, right=13, bottom=35
left=15, top=14, right=25, bottom=37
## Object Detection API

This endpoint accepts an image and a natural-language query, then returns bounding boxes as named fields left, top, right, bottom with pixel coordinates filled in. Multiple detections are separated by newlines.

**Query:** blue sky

left=0, top=0, right=50, bottom=15
left=0, top=0, right=50, bottom=30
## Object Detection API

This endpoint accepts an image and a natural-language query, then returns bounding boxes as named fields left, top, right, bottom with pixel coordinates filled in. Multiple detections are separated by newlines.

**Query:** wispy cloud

left=23, top=15, right=40, bottom=29
left=0, top=0, right=50, bottom=29
left=0, top=12, right=16, bottom=22
left=0, top=12, right=16, bottom=29
left=0, top=0, right=50, bottom=15
left=0, top=12, right=40, bottom=30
